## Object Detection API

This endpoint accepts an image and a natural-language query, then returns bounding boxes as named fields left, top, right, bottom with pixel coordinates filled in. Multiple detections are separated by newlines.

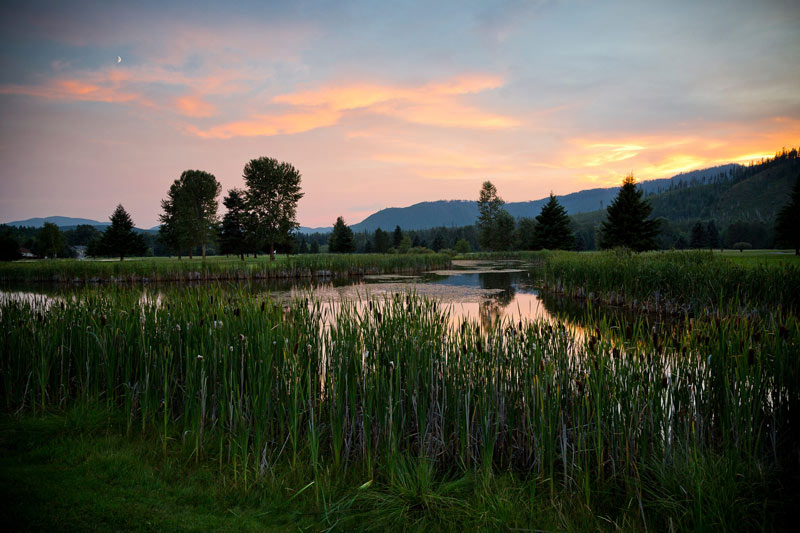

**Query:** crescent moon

left=117, top=56, right=122, bottom=64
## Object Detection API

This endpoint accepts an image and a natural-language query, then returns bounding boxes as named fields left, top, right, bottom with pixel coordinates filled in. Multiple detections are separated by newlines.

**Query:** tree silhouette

left=477, top=181, right=512, bottom=251
left=329, top=217, right=356, bottom=253
left=100, top=205, right=147, bottom=261
left=393, top=226, right=403, bottom=249
left=775, top=175, right=800, bottom=255
left=159, top=181, right=192, bottom=259
left=373, top=228, right=390, bottom=253
left=219, top=188, right=250, bottom=260
left=243, top=157, right=304, bottom=261
left=690, top=222, right=707, bottom=249
left=598, top=174, right=660, bottom=251
left=532, top=194, right=574, bottom=250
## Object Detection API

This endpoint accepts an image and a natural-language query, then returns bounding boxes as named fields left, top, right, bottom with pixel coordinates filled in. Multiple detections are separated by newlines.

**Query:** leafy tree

left=494, top=210, right=516, bottom=251
left=775, top=175, right=800, bottom=255
left=477, top=180, right=511, bottom=251
left=398, top=235, right=412, bottom=254
left=243, top=157, right=304, bottom=261
left=64, top=224, right=102, bottom=247
left=99, top=205, right=147, bottom=261
left=454, top=238, right=471, bottom=254
left=329, top=217, right=356, bottom=253
left=393, top=226, right=403, bottom=249
left=532, top=194, right=574, bottom=250
left=219, top=188, right=250, bottom=260
left=36, top=222, right=69, bottom=258
left=310, top=240, right=320, bottom=254
left=598, top=174, right=660, bottom=251
left=373, top=228, right=391, bottom=254
left=515, top=217, right=538, bottom=250
left=178, top=170, right=221, bottom=260
left=159, top=180, right=193, bottom=259
left=690, top=222, right=707, bottom=249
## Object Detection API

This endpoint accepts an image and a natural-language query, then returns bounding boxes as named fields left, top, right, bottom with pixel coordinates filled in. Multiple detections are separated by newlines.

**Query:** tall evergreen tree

left=598, top=174, right=660, bottom=251
left=393, top=226, right=403, bottom=249
left=690, top=222, right=707, bottom=249
left=243, top=157, right=304, bottom=261
left=532, top=194, right=575, bottom=250
left=100, top=205, right=147, bottom=261
left=706, top=220, right=720, bottom=250
left=775, top=175, right=800, bottom=255
left=329, top=216, right=356, bottom=253
left=219, top=188, right=250, bottom=260
left=373, top=228, right=390, bottom=253
left=477, top=180, right=511, bottom=251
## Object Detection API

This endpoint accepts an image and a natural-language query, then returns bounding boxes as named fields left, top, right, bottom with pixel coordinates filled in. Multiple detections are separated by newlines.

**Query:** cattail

left=747, top=347, right=755, bottom=366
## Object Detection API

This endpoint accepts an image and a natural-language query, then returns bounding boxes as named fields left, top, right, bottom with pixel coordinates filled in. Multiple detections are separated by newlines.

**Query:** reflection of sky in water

left=0, top=261, right=598, bottom=333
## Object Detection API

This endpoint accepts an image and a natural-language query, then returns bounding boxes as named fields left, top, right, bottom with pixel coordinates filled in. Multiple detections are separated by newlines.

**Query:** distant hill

left=298, top=164, right=740, bottom=234
left=4, top=216, right=109, bottom=228
left=3, top=216, right=155, bottom=234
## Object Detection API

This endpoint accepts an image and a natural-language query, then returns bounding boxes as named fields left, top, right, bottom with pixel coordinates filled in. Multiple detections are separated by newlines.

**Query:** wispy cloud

left=188, top=74, right=518, bottom=138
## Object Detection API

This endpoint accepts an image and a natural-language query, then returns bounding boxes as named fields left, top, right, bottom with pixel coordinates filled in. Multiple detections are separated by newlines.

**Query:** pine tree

left=477, top=181, right=511, bottom=251
left=100, top=204, right=147, bottom=261
left=775, top=175, right=800, bottom=255
left=690, top=222, right=707, bottom=249
left=532, top=194, right=574, bottom=250
left=598, top=174, right=660, bottom=251
left=219, top=188, right=249, bottom=260
left=329, top=216, right=356, bottom=253
left=393, top=226, right=403, bottom=249
left=373, top=228, right=390, bottom=253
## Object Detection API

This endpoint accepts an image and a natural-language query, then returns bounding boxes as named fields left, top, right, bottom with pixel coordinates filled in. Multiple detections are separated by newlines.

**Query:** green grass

left=0, top=253, right=452, bottom=283
left=2, top=279, right=797, bottom=530
left=537, top=249, right=800, bottom=313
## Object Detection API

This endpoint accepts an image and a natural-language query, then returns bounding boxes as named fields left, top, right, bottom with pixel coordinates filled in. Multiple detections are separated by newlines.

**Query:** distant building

left=18, top=247, right=36, bottom=258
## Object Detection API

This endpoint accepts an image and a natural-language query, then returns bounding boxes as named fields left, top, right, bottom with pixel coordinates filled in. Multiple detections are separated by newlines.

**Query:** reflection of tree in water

left=478, top=272, right=517, bottom=331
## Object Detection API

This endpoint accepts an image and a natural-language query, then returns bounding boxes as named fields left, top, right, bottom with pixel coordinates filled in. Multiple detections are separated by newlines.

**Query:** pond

left=0, top=259, right=658, bottom=334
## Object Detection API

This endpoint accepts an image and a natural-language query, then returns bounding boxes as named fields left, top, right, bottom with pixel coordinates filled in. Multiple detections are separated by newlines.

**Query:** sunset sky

left=1, top=0, right=798, bottom=228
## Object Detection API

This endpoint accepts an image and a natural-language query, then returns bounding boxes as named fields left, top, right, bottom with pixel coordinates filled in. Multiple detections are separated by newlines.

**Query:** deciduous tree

left=243, top=157, right=304, bottom=261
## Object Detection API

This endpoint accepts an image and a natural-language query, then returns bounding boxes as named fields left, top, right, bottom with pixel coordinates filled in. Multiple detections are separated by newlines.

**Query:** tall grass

left=2, top=284, right=797, bottom=529
left=540, top=249, right=800, bottom=314
left=0, top=253, right=452, bottom=283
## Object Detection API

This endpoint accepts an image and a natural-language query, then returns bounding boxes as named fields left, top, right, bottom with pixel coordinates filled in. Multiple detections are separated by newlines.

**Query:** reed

left=539, top=249, right=800, bottom=314
left=0, top=253, right=452, bottom=283
left=2, top=284, right=797, bottom=529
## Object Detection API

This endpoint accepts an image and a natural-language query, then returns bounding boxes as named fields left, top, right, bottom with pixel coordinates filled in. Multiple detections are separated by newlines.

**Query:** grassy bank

left=538, top=249, right=800, bottom=314
left=2, top=286, right=797, bottom=530
left=0, top=253, right=452, bottom=283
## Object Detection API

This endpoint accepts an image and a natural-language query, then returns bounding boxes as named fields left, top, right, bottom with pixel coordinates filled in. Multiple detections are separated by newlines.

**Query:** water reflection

left=0, top=260, right=649, bottom=334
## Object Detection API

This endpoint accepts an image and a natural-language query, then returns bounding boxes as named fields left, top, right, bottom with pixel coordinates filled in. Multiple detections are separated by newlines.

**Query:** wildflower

left=229, top=346, right=234, bottom=352
left=197, top=354, right=203, bottom=360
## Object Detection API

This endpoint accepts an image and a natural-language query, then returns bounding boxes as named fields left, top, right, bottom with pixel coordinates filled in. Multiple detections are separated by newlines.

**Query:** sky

left=0, top=0, right=798, bottom=229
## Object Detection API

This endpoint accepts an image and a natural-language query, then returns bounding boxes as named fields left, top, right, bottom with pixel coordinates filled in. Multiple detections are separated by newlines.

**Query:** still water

left=0, top=260, right=642, bottom=332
